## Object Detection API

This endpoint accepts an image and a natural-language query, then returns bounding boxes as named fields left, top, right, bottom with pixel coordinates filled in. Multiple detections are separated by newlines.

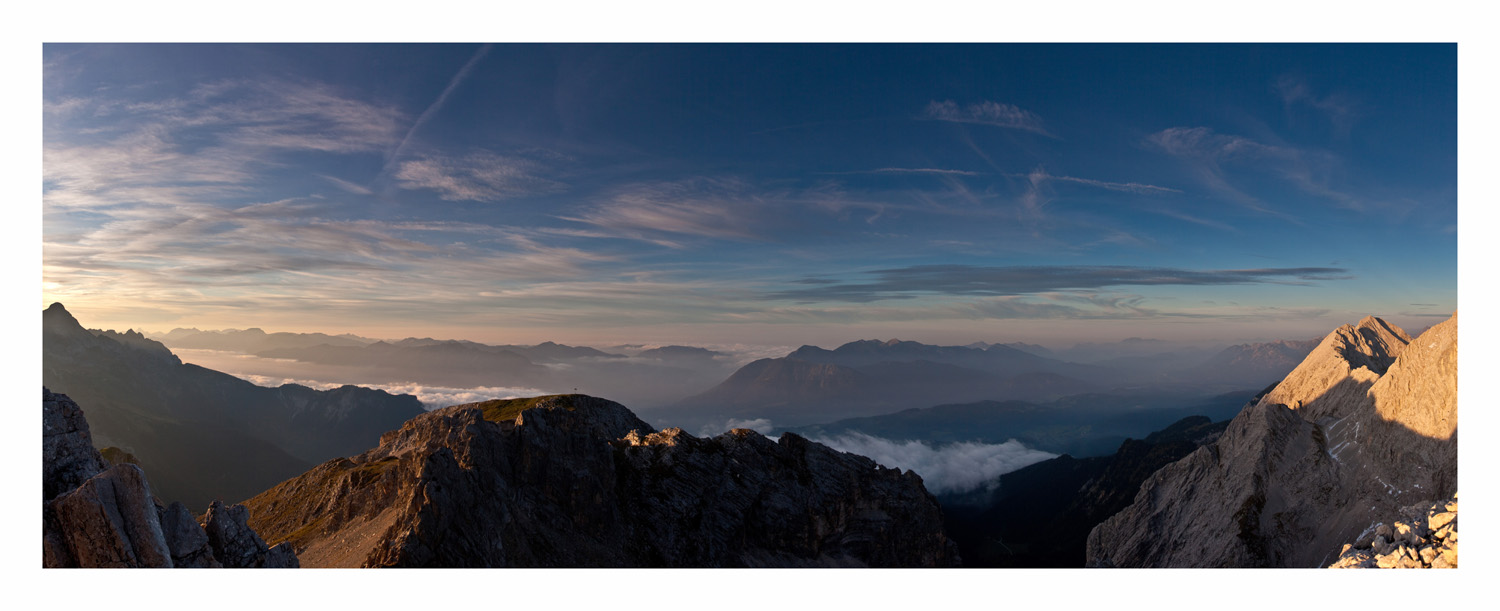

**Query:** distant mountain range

left=156, top=326, right=374, bottom=352
left=669, top=339, right=1110, bottom=427
left=667, top=335, right=1314, bottom=429
left=155, top=328, right=735, bottom=408
left=43, top=304, right=425, bottom=510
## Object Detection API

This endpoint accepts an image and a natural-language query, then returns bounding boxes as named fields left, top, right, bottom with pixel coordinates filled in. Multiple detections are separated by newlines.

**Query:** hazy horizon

left=45, top=300, right=1449, bottom=351
left=42, top=44, right=1455, bottom=349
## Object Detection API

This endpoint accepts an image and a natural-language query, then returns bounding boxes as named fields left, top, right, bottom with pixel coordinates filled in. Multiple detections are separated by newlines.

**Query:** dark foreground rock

left=244, top=394, right=959, bottom=567
left=1086, top=314, right=1457, bottom=567
left=42, top=388, right=297, bottom=568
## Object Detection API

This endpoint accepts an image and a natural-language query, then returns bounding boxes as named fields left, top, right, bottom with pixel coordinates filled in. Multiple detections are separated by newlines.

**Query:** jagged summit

left=43, top=302, right=82, bottom=331
left=1252, top=314, right=1411, bottom=422
left=1086, top=313, right=1457, bottom=567
left=244, top=393, right=958, bottom=568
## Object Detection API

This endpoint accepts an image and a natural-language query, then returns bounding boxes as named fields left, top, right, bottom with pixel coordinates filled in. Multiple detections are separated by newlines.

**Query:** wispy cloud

left=1146, top=126, right=1287, bottom=161
left=184, top=79, right=405, bottom=154
left=772, top=264, right=1353, bottom=303
left=920, top=100, right=1052, bottom=136
left=393, top=150, right=564, bottom=202
left=44, top=78, right=405, bottom=214
left=561, top=178, right=763, bottom=246
left=559, top=178, right=885, bottom=247
left=818, top=167, right=985, bottom=176
left=1275, top=75, right=1360, bottom=134
left=1146, top=126, right=1361, bottom=216
left=1021, top=170, right=1182, bottom=195
left=317, top=174, right=375, bottom=195
left=42, top=193, right=613, bottom=326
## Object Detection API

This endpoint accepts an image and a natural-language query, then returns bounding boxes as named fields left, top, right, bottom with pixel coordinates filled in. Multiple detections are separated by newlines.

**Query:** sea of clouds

left=694, top=417, right=1056, bottom=495
left=233, top=374, right=551, bottom=411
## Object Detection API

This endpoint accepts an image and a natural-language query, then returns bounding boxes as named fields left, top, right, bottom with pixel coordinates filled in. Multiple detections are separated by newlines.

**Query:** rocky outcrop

left=244, top=394, right=959, bottom=567
left=42, top=388, right=297, bottom=568
left=1086, top=314, right=1457, bottom=567
left=1328, top=493, right=1457, bottom=568
left=203, top=501, right=299, bottom=568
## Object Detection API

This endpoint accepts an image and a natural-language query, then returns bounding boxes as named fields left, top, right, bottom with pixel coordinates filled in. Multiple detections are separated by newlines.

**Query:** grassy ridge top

left=471, top=394, right=581, bottom=423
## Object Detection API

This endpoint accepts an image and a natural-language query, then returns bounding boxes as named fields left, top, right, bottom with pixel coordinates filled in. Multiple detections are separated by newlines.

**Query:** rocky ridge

left=1085, top=314, right=1457, bottom=567
left=1328, top=493, right=1458, bottom=568
left=244, top=394, right=959, bottom=567
left=43, top=388, right=297, bottom=568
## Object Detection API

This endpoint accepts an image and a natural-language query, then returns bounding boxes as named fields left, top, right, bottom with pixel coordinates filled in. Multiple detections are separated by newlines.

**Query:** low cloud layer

left=809, top=432, right=1056, bottom=495
left=233, top=373, right=550, bottom=410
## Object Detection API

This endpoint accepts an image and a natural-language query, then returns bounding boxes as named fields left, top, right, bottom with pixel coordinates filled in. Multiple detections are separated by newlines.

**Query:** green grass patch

left=98, top=446, right=140, bottom=467
left=473, top=394, right=580, bottom=423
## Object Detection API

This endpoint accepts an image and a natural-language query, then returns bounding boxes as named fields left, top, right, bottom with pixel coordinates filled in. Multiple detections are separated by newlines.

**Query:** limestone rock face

left=1086, top=314, right=1457, bottom=567
left=244, top=394, right=959, bottom=568
left=43, top=388, right=108, bottom=501
left=46, top=463, right=174, bottom=568
left=1328, top=493, right=1458, bottom=568
left=42, top=388, right=297, bottom=568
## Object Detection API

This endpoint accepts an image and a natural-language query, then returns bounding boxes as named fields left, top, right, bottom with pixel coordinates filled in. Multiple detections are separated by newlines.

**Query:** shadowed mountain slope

left=43, top=303, right=425, bottom=510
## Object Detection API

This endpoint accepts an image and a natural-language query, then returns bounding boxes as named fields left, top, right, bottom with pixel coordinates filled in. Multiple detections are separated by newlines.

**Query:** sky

left=41, top=43, right=1458, bottom=347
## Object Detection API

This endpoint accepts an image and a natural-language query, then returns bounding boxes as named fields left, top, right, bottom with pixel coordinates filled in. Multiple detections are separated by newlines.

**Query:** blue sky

left=41, top=44, right=1457, bottom=346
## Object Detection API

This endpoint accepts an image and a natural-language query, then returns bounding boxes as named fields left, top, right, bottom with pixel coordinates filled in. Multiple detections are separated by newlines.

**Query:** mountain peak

left=42, top=303, right=85, bottom=334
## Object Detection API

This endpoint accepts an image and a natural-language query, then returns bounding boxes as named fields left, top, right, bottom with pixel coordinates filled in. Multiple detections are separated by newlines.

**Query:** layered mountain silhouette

left=1086, top=313, right=1458, bottom=567
left=160, top=328, right=735, bottom=409
left=43, top=303, right=425, bottom=510
left=242, top=395, right=959, bottom=567
left=672, top=335, right=1318, bottom=430
left=674, top=339, right=1107, bottom=426
left=158, top=327, right=373, bottom=352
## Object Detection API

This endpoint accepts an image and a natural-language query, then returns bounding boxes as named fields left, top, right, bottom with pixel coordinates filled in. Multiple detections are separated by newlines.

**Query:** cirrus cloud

left=920, top=100, right=1052, bottom=136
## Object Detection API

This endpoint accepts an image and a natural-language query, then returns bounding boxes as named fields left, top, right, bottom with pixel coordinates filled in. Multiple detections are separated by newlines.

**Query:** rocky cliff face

left=43, top=388, right=297, bottom=568
left=1085, top=314, right=1457, bottom=567
left=243, top=394, right=959, bottom=567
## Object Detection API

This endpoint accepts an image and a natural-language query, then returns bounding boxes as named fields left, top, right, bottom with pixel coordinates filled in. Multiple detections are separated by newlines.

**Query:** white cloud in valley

left=809, top=432, right=1056, bottom=495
